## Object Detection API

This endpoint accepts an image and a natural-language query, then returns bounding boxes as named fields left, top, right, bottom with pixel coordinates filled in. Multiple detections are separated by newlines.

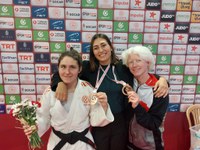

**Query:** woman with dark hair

left=88, top=34, right=119, bottom=71
left=51, top=34, right=169, bottom=150
left=23, top=49, right=114, bottom=150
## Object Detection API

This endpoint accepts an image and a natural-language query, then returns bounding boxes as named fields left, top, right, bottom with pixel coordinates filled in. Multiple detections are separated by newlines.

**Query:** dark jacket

left=51, top=60, right=133, bottom=114
left=127, top=75, right=169, bottom=150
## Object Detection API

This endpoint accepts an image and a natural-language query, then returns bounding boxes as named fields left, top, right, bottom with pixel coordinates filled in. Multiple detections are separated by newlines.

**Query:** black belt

left=52, top=127, right=96, bottom=150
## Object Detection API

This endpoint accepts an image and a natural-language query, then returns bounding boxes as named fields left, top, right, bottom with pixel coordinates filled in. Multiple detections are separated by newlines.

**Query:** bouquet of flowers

left=10, top=98, right=43, bottom=149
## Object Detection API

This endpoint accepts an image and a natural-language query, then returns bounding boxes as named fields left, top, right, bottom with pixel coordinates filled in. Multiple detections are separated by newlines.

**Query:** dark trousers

left=91, top=112, right=128, bottom=150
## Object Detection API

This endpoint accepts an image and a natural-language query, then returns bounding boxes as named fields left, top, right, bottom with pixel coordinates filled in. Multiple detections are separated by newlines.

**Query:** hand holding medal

left=97, top=65, right=134, bottom=101
left=116, top=80, right=133, bottom=96
left=82, top=95, right=96, bottom=105
left=127, top=90, right=140, bottom=108
left=82, top=65, right=110, bottom=105
left=82, top=89, right=98, bottom=105
left=122, top=83, right=133, bottom=96
left=118, top=81, right=140, bottom=106
left=82, top=91, right=109, bottom=112
left=93, top=92, right=108, bottom=112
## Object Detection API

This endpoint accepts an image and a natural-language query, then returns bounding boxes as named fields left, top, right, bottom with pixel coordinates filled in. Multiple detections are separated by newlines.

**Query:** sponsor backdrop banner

left=0, top=0, right=200, bottom=114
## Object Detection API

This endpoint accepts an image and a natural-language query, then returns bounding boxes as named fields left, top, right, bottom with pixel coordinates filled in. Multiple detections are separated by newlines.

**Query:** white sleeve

left=89, top=103, right=114, bottom=127
left=36, top=88, right=52, bottom=137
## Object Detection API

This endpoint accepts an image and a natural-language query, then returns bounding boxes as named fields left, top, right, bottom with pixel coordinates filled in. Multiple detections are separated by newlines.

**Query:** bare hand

left=23, top=124, right=37, bottom=140
left=55, top=82, right=68, bottom=101
left=127, top=91, right=140, bottom=108
left=96, top=92, right=108, bottom=112
left=154, top=77, right=169, bottom=98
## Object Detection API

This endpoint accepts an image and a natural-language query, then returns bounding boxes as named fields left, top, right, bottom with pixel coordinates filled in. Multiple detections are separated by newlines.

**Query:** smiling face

left=58, top=56, right=81, bottom=88
left=92, top=38, right=112, bottom=65
left=127, top=54, right=149, bottom=79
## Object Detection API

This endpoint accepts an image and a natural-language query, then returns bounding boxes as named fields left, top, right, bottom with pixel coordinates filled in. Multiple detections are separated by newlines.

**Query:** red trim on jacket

left=139, top=74, right=158, bottom=111
left=145, top=74, right=158, bottom=87
left=139, top=101, right=149, bottom=111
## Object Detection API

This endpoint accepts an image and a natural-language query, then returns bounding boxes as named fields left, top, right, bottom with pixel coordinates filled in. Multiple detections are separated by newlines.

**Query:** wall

left=0, top=0, right=200, bottom=114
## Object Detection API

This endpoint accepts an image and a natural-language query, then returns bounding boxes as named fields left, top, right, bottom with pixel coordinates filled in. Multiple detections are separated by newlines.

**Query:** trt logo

left=19, top=55, right=32, bottom=60
left=18, top=53, right=33, bottom=63
left=1, top=43, right=15, bottom=49
left=35, top=64, right=50, bottom=73
left=36, top=66, right=49, bottom=71
left=0, top=41, right=16, bottom=51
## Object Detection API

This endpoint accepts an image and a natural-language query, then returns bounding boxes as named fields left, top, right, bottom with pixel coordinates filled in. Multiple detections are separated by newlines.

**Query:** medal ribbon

left=100, top=65, right=126, bottom=86
left=99, top=65, right=132, bottom=95
left=111, top=66, right=127, bottom=86
left=94, top=64, right=111, bottom=92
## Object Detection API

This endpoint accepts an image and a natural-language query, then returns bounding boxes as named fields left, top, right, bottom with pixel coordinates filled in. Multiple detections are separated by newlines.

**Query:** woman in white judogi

left=24, top=49, right=114, bottom=150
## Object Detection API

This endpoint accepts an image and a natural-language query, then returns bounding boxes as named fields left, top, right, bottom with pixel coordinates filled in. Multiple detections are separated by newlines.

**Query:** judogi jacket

left=37, top=79, right=114, bottom=150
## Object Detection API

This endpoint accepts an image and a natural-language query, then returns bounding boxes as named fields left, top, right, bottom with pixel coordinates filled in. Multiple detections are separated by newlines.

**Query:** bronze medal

left=89, top=94, right=98, bottom=105
left=116, top=81, right=133, bottom=96
left=89, top=89, right=98, bottom=105
left=122, top=84, right=133, bottom=96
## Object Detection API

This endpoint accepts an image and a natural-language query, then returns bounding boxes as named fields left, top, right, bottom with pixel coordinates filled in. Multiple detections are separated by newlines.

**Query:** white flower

left=10, top=98, right=42, bottom=149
